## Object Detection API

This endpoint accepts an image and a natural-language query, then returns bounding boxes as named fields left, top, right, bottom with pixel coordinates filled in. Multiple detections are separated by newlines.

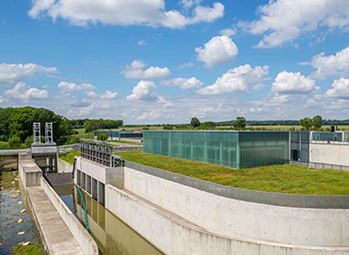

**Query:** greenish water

left=0, top=170, right=41, bottom=255
left=54, top=184, right=164, bottom=255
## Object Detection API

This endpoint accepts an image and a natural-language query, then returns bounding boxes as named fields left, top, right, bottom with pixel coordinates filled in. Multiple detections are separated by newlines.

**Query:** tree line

left=0, top=107, right=72, bottom=145
left=0, top=107, right=124, bottom=147
left=217, top=118, right=349, bottom=126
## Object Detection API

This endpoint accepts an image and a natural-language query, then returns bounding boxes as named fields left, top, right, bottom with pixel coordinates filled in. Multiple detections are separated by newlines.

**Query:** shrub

left=8, top=136, right=22, bottom=149
left=0, top=135, right=8, bottom=142
left=97, top=132, right=108, bottom=141
left=25, top=136, right=33, bottom=148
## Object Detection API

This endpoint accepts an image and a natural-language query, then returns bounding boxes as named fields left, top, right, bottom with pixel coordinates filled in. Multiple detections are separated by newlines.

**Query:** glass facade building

left=290, top=131, right=310, bottom=162
left=94, top=130, right=143, bottom=139
left=311, top=131, right=345, bottom=142
left=143, top=131, right=289, bottom=169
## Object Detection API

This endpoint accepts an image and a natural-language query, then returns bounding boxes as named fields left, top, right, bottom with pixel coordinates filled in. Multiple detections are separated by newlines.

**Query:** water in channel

left=53, top=184, right=164, bottom=255
left=0, top=170, right=41, bottom=254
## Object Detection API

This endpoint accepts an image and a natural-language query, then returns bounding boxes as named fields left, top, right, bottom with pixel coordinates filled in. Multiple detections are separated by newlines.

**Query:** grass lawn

left=59, top=150, right=81, bottom=165
left=60, top=150, right=349, bottom=195
left=73, top=128, right=85, bottom=134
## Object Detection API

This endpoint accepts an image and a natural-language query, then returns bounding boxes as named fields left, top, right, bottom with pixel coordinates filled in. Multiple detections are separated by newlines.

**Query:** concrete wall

left=310, top=143, right=349, bottom=166
left=41, top=177, right=98, bottom=255
left=18, top=154, right=42, bottom=187
left=76, top=157, right=124, bottom=189
left=106, top=184, right=349, bottom=255
left=123, top=167, right=349, bottom=248
left=45, top=172, right=73, bottom=185
left=75, top=157, right=349, bottom=254
left=58, top=158, right=73, bottom=173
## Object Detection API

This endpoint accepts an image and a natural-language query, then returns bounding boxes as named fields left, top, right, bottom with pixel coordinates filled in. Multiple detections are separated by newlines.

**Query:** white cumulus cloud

left=239, top=0, right=349, bottom=48
left=3, top=82, right=49, bottom=102
left=271, top=71, right=316, bottom=94
left=121, top=60, right=171, bottom=79
left=0, top=63, right=57, bottom=85
left=58, top=81, right=83, bottom=93
left=58, top=81, right=96, bottom=95
left=325, top=78, right=349, bottom=99
left=195, top=35, right=238, bottom=67
left=220, top=27, right=236, bottom=36
left=161, top=77, right=203, bottom=90
left=310, top=45, right=349, bottom=79
left=126, top=80, right=158, bottom=101
left=28, top=0, right=224, bottom=29
left=85, top=90, right=118, bottom=99
left=0, top=96, right=3, bottom=103
left=196, top=64, right=269, bottom=95
left=101, top=90, right=118, bottom=99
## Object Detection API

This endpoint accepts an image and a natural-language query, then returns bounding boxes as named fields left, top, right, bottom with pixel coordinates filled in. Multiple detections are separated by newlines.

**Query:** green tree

left=1, top=106, right=72, bottom=142
left=0, top=135, right=7, bottom=142
left=312, top=115, right=323, bottom=130
left=300, top=117, right=313, bottom=131
left=97, top=132, right=109, bottom=141
left=8, top=137, right=22, bottom=149
left=25, top=136, right=33, bottom=148
left=233, top=117, right=246, bottom=129
left=200, top=121, right=217, bottom=130
left=190, top=117, right=201, bottom=128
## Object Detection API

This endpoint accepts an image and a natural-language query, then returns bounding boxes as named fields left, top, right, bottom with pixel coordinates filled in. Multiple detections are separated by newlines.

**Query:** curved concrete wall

left=124, top=166, right=349, bottom=248
left=106, top=184, right=349, bottom=255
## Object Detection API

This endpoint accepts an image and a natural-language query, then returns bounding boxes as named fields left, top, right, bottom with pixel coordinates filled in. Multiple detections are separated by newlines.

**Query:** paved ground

left=27, top=186, right=85, bottom=255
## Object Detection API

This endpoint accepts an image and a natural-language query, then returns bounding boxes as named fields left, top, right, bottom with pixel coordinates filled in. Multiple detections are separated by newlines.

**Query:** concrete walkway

left=27, top=186, right=85, bottom=255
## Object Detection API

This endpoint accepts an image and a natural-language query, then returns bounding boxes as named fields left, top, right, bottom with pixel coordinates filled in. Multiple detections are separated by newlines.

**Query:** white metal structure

left=33, top=122, right=41, bottom=144
left=45, top=122, right=54, bottom=144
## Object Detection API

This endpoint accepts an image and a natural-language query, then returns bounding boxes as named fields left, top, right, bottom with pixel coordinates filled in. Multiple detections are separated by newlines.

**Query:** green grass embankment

left=59, top=151, right=81, bottom=165
left=60, top=150, right=349, bottom=195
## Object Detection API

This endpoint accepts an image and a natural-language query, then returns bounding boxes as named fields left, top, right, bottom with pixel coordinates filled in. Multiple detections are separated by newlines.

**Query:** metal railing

left=80, top=142, right=124, bottom=167
left=289, top=160, right=349, bottom=171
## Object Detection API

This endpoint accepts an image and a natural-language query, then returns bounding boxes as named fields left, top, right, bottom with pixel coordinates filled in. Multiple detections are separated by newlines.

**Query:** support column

left=97, top=181, right=105, bottom=205
left=81, top=172, right=86, bottom=189
left=86, top=175, right=92, bottom=195
left=77, top=170, right=81, bottom=186
left=92, top=178, right=97, bottom=200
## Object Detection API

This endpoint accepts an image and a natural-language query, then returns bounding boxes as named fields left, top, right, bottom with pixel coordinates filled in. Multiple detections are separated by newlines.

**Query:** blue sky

left=1, top=0, right=349, bottom=124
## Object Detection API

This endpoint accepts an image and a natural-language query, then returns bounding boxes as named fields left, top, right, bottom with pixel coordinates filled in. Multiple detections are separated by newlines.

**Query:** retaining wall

left=41, top=177, right=98, bottom=255
left=58, top=158, right=74, bottom=173
left=123, top=162, right=349, bottom=248
left=106, top=184, right=349, bottom=255
left=76, top=157, right=349, bottom=254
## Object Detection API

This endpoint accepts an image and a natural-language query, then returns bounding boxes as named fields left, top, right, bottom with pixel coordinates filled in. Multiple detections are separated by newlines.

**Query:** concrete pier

left=27, top=185, right=85, bottom=255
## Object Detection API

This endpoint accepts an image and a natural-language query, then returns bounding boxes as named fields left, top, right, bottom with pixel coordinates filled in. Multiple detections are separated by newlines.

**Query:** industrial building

left=143, top=130, right=289, bottom=169
left=143, top=130, right=349, bottom=169
left=94, top=130, right=143, bottom=140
